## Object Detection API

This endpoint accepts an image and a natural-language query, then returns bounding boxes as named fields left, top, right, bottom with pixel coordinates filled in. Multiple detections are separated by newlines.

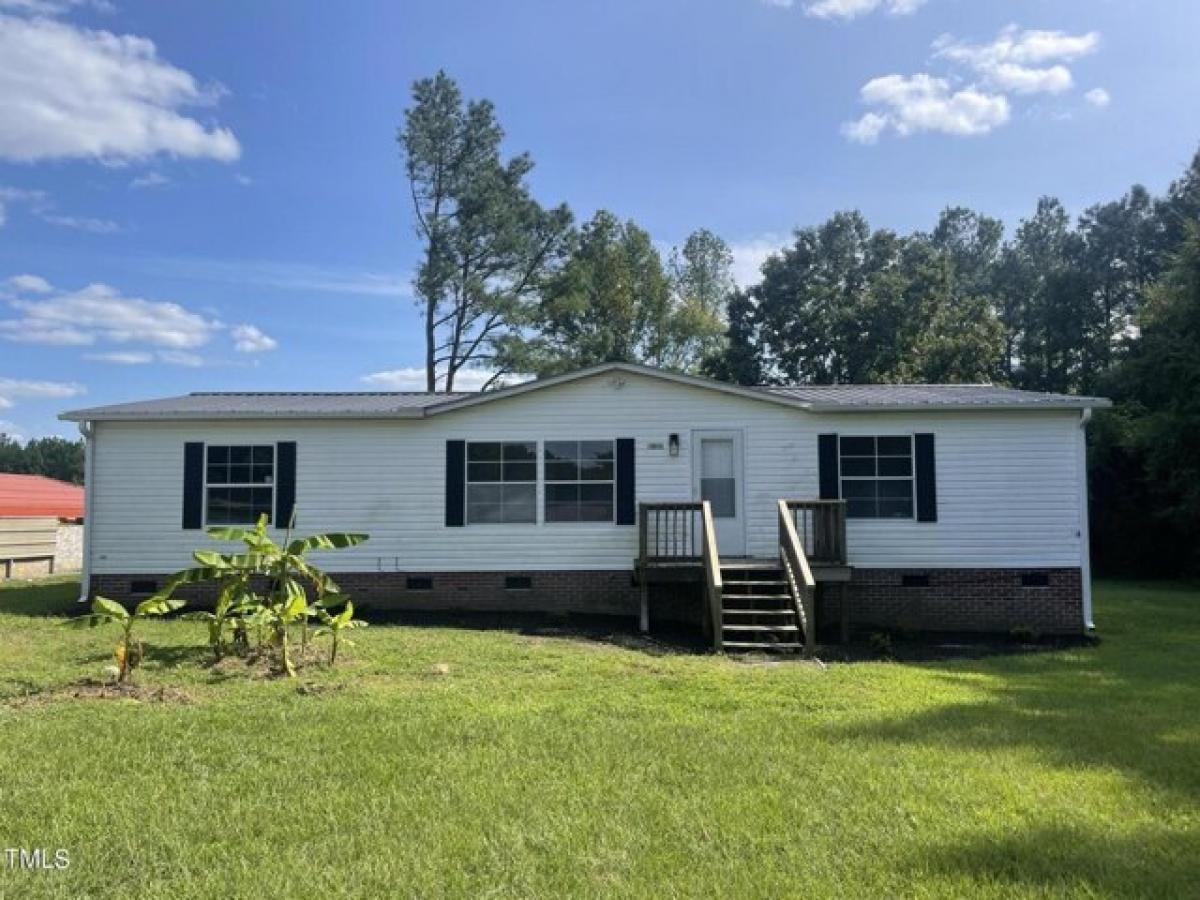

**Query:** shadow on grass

left=360, top=607, right=709, bottom=656
left=913, top=824, right=1200, bottom=896
left=824, top=584, right=1200, bottom=804
left=0, top=577, right=81, bottom=616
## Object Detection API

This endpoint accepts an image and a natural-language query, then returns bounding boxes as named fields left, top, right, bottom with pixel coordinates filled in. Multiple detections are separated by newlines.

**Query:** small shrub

left=868, top=631, right=893, bottom=658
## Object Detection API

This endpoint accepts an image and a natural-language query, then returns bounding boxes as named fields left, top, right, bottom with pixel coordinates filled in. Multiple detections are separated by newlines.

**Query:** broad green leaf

left=93, top=596, right=129, bottom=621
left=286, top=533, right=369, bottom=555
left=136, top=595, right=187, bottom=617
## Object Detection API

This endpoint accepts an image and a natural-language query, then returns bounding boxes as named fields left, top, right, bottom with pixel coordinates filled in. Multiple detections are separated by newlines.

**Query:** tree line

left=400, top=71, right=1200, bottom=575
left=0, top=435, right=85, bottom=485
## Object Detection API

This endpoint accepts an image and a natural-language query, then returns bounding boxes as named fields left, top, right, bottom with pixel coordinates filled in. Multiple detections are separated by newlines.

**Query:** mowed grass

left=0, top=579, right=1196, bottom=898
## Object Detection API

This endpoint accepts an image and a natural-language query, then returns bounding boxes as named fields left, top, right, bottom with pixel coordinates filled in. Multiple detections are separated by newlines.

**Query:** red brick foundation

left=91, top=566, right=1086, bottom=634
left=90, top=570, right=641, bottom=617
left=827, top=567, right=1085, bottom=635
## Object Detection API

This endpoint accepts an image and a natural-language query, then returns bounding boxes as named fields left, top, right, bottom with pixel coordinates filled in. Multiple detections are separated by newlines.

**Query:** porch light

left=668, top=433, right=680, bottom=457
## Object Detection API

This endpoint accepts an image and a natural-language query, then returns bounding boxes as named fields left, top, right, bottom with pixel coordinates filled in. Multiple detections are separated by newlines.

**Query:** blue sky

left=1, top=0, right=1198, bottom=438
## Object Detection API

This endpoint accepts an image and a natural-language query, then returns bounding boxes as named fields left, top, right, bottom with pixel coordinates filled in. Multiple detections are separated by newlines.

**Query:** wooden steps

left=718, top=561, right=804, bottom=653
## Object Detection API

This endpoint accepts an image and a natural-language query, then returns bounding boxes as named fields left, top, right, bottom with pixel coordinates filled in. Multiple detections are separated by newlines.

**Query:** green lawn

left=0, top=579, right=1196, bottom=898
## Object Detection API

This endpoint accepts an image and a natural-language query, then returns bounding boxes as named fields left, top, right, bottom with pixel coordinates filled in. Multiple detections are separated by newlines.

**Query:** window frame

left=543, top=439, right=617, bottom=525
left=203, top=443, right=276, bottom=526
left=838, top=434, right=916, bottom=521
left=464, top=440, right=538, bottom=525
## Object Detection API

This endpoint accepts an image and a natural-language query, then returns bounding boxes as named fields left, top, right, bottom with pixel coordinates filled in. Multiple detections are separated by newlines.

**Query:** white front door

left=693, top=430, right=746, bottom=556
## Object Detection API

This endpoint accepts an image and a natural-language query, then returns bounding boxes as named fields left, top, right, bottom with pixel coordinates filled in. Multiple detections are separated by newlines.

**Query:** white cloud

left=130, top=171, right=170, bottom=189
left=0, top=376, right=84, bottom=410
left=83, top=350, right=153, bottom=364
left=142, top=256, right=411, bottom=299
left=845, top=73, right=1010, bottom=142
left=728, top=234, right=788, bottom=288
left=5, top=273, right=51, bottom=293
left=800, top=0, right=927, bottom=20
left=0, top=184, right=120, bottom=233
left=0, top=13, right=240, bottom=164
left=0, top=417, right=24, bottom=438
left=0, top=1, right=112, bottom=13
left=1, top=280, right=219, bottom=348
left=1085, top=87, right=1111, bottom=108
left=2, top=275, right=275, bottom=361
left=361, top=367, right=529, bottom=392
left=846, top=25, right=1102, bottom=143
left=234, top=173, right=253, bottom=187
left=934, top=26, right=1099, bottom=95
left=231, top=323, right=277, bottom=353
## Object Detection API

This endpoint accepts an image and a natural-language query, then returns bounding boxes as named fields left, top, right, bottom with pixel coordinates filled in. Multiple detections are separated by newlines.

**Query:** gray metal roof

left=60, top=391, right=473, bottom=421
left=758, top=383, right=1109, bottom=411
left=59, top=362, right=1109, bottom=422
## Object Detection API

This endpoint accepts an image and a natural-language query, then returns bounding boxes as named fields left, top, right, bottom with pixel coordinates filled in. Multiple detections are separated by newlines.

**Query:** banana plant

left=64, top=594, right=186, bottom=683
left=180, top=575, right=256, bottom=661
left=164, top=514, right=368, bottom=677
left=314, top=598, right=367, bottom=666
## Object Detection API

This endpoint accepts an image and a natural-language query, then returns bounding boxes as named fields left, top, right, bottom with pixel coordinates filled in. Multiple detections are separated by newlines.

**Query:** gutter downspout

left=1077, top=408, right=1095, bottom=631
left=77, top=420, right=95, bottom=604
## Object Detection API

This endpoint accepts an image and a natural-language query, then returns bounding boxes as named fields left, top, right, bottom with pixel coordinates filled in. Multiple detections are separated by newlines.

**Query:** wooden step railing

left=778, top=499, right=817, bottom=656
left=638, top=501, right=703, bottom=565
left=700, top=500, right=723, bottom=652
left=782, top=499, right=848, bottom=565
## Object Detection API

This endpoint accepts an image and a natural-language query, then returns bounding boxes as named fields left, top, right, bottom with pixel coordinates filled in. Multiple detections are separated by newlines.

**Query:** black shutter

left=818, top=433, right=840, bottom=500
left=275, top=441, right=297, bottom=527
left=182, top=442, right=204, bottom=529
left=616, top=438, right=636, bottom=525
left=915, top=433, right=937, bottom=522
left=445, top=440, right=466, bottom=527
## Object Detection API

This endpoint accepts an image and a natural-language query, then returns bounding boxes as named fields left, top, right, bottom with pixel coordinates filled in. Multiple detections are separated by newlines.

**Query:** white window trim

left=543, top=439, right=617, bottom=525
left=203, top=443, right=276, bottom=526
left=838, top=433, right=917, bottom=522
left=464, top=440, right=538, bottom=526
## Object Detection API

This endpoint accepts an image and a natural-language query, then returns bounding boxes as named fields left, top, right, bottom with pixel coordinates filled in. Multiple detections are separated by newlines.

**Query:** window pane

left=879, top=498, right=914, bottom=518
left=846, top=498, right=876, bottom=519
left=207, top=464, right=228, bottom=485
left=504, top=462, right=537, bottom=483
left=251, top=488, right=273, bottom=520
left=580, top=441, right=613, bottom=462
left=207, top=488, right=230, bottom=523
left=253, top=445, right=274, bottom=463
left=251, top=464, right=274, bottom=484
left=208, top=445, right=229, bottom=464
left=878, top=456, right=912, bottom=477
left=468, top=442, right=501, bottom=462
left=544, top=461, right=577, bottom=481
left=701, top=439, right=734, bottom=478
left=579, top=460, right=613, bottom=481
left=840, top=480, right=876, bottom=499
left=502, top=484, right=536, bottom=523
left=545, top=483, right=578, bottom=522
left=579, top=501, right=614, bottom=522
left=503, top=442, right=536, bottom=462
left=877, top=436, right=912, bottom=456
left=701, top=477, right=736, bottom=518
left=840, top=457, right=875, bottom=477
left=841, top=436, right=874, bottom=456
left=468, top=462, right=502, bottom=482
left=467, top=502, right=502, bottom=524
left=229, top=464, right=251, bottom=485
left=544, top=441, right=576, bottom=462
left=877, top=480, right=913, bottom=499
left=580, top=483, right=613, bottom=504
left=230, top=446, right=251, bottom=464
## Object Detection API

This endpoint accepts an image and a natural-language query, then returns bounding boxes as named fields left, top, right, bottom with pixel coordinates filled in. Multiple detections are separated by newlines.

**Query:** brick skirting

left=90, top=565, right=1085, bottom=634
left=825, top=567, right=1085, bottom=635
left=90, top=570, right=642, bottom=617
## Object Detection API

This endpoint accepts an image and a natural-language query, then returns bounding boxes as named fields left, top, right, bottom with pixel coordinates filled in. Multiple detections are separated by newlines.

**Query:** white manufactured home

left=61, top=363, right=1109, bottom=650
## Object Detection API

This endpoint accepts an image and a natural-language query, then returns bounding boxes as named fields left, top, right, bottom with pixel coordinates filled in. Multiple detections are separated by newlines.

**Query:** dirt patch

left=4, top=678, right=195, bottom=708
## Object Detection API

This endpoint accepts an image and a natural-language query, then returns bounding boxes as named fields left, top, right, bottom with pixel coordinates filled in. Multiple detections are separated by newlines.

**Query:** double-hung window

left=839, top=436, right=914, bottom=519
left=206, top=445, right=274, bottom=525
left=466, top=442, right=537, bottom=524
left=544, top=440, right=615, bottom=522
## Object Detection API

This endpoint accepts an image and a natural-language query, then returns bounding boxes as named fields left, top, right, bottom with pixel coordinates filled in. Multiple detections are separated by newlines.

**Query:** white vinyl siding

left=86, top=370, right=1085, bottom=574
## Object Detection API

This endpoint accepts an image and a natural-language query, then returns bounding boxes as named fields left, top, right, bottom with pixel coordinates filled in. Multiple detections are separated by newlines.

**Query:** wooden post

left=639, top=579, right=649, bottom=634
left=840, top=582, right=850, bottom=645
